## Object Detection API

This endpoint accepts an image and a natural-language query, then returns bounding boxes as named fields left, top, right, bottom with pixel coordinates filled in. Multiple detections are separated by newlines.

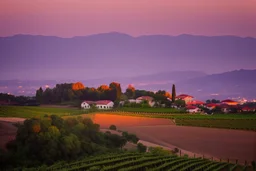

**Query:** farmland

left=24, top=152, right=252, bottom=171
left=88, top=114, right=256, bottom=163
left=0, top=105, right=85, bottom=118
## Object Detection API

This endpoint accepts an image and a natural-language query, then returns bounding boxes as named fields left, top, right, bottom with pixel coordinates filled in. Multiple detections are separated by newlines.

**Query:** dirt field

left=90, top=114, right=256, bottom=163
left=91, top=114, right=175, bottom=128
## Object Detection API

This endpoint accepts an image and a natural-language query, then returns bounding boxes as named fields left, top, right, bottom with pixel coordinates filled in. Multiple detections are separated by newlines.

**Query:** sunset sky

left=0, top=0, right=256, bottom=37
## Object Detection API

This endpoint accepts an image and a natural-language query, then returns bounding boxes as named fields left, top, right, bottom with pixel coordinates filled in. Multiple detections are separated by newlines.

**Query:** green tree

left=109, top=82, right=122, bottom=101
left=109, top=125, right=117, bottom=130
left=36, top=87, right=43, bottom=103
left=175, top=99, right=186, bottom=107
left=125, top=84, right=135, bottom=99
left=67, top=89, right=75, bottom=101
left=172, top=84, right=176, bottom=103
left=137, top=143, right=147, bottom=153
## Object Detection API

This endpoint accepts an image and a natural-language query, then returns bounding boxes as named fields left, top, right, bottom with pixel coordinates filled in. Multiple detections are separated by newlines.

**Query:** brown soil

left=90, top=114, right=256, bottom=163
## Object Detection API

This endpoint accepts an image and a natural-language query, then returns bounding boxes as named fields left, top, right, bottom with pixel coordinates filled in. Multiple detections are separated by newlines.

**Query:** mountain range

left=0, top=32, right=256, bottom=100
left=1, top=32, right=256, bottom=80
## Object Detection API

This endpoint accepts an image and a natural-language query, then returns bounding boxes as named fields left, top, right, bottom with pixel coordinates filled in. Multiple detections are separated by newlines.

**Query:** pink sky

left=0, top=0, right=255, bottom=37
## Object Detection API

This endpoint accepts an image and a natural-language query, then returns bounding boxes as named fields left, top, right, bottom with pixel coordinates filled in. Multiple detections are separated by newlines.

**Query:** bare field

left=90, top=114, right=256, bottom=163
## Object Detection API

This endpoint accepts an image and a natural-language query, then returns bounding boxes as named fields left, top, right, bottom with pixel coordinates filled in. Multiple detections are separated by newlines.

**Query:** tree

left=174, top=99, right=185, bottom=107
left=172, top=84, right=176, bottom=103
left=137, top=143, right=147, bottom=153
left=72, top=82, right=85, bottom=91
left=125, top=84, right=135, bottom=99
left=67, top=89, right=75, bottom=101
left=109, top=82, right=122, bottom=101
left=109, top=125, right=117, bottom=130
left=36, top=87, right=43, bottom=103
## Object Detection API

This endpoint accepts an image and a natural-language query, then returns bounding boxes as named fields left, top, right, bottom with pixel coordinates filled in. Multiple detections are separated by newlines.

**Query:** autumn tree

left=172, top=84, right=176, bottom=103
left=72, top=82, right=85, bottom=91
left=125, top=84, right=135, bottom=99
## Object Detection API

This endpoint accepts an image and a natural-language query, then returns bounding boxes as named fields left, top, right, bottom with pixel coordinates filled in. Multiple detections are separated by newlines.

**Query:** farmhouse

left=205, top=103, right=219, bottom=110
left=81, top=100, right=114, bottom=109
left=186, top=100, right=205, bottom=106
left=186, top=106, right=201, bottom=113
left=136, top=96, right=155, bottom=107
left=221, top=99, right=238, bottom=106
left=176, top=94, right=194, bottom=104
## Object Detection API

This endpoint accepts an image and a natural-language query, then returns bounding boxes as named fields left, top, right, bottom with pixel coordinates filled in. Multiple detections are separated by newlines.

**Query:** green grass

left=176, top=119, right=256, bottom=130
left=23, top=152, right=247, bottom=171
left=0, top=106, right=86, bottom=118
left=115, top=107, right=184, bottom=113
left=102, top=111, right=256, bottom=120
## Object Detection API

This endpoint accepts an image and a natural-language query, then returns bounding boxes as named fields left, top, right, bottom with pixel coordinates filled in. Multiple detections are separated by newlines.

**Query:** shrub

left=109, top=125, right=117, bottom=130
left=172, top=147, right=179, bottom=153
left=137, top=143, right=147, bottom=153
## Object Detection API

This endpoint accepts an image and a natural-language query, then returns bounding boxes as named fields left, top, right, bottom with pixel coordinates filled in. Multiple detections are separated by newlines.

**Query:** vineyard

left=21, top=153, right=254, bottom=171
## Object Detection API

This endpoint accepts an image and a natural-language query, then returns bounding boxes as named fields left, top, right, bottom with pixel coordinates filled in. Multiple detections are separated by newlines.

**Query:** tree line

left=35, top=82, right=177, bottom=107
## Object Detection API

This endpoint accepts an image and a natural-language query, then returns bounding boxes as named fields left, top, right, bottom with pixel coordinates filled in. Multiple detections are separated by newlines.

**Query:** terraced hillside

left=22, top=153, right=254, bottom=171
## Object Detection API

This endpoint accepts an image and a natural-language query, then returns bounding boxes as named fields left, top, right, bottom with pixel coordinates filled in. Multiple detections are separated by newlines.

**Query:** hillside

left=24, top=152, right=246, bottom=171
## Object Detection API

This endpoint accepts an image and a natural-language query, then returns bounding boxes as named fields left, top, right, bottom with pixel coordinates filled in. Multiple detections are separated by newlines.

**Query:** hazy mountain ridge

left=1, top=33, right=256, bottom=80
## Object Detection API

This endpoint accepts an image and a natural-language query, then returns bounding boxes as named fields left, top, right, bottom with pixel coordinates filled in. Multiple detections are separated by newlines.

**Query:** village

left=80, top=94, right=256, bottom=114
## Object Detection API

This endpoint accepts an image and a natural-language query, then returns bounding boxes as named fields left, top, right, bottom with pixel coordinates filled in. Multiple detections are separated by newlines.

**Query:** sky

left=0, top=0, right=256, bottom=37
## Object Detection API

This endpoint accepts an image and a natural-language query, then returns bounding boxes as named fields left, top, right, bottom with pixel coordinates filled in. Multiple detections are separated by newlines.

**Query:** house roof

left=221, top=99, right=237, bottom=103
left=96, top=100, right=113, bottom=105
left=187, top=100, right=204, bottom=105
left=176, top=94, right=194, bottom=99
left=206, top=103, right=218, bottom=107
left=136, top=96, right=154, bottom=101
left=83, top=100, right=113, bottom=105
left=242, top=106, right=251, bottom=111
left=186, top=106, right=198, bottom=109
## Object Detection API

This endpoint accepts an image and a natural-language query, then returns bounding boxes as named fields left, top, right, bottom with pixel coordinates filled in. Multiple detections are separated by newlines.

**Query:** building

left=186, top=100, right=205, bottom=106
left=186, top=106, right=201, bottom=113
left=176, top=94, right=194, bottom=104
left=136, top=96, right=155, bottom=107
left=221, top=99, right=238, bottom=106
left=205, top=103, right=219, bottom=110
left=81, top=100, right=114, bottom=109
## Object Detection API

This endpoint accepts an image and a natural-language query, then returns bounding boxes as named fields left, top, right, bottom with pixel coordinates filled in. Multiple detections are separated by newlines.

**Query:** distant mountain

left=0, top=33, right=256, bottom=80
left=175, top=69, right=256, bottom=100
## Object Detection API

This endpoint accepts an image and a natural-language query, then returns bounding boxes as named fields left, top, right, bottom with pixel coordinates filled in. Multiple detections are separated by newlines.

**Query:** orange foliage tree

left=97, top=85, right=110, bottom=92
left=72, top=82, right=85, bottom=91
left=32, top=124, right=41, bottom=133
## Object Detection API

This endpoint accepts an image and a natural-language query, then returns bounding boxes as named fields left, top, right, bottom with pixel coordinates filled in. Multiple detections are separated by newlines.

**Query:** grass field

left=115, top=107, right=185, bottom=113
left=0, top=105, right=85, bottom=118
left=24, top=152, right=252, bottom=171
left=1, top=106, right=256, bottom=130
left=176, top=119, right=256, bottom=130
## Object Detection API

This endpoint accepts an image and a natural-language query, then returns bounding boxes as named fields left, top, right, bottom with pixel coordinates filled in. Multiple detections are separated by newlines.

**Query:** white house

left=186, top=106, right=200, bottom=113
left=81, top=100, right=114, bottom=109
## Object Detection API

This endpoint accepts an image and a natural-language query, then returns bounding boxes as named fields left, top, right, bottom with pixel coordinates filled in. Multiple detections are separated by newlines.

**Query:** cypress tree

left=172, top=84, right=176, bottom=103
